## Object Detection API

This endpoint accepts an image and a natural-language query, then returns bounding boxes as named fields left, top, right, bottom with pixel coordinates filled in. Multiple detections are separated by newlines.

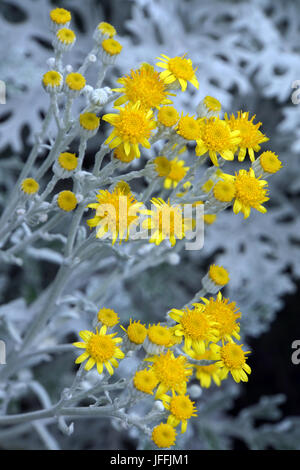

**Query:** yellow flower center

left=65, top=73, right=86, bottom=91
left=79, top=112, right=100, bottom=131
left=154, top=156, right=171, bottom=177
left=177, top=115, right=200, bottom=140
left=213, top=180, right=236, bottom=202
left=227, top=112, right=266, bottom=149
left=114, top=145, right=136, bottom=163
left=157, top=106, right=179, bottom=127
left=97, top=22, right=116, bottom=37
left=50, top=8, right=71, bottom=25
left=235, top=172, right=267, bottom=206
left=57, top=190, right=77, bottom=212
left=152, top=352, right=191, bottom=389
left=180, top=308, right=213, bottom=341
left=120, top=67, right=168, bottom=109
left=208, top=264, right=230, bottom=286
left=133, top=369, right=158, bottom=394
left=127, top=321, right=147, bottom=344
left=169, top=395, right=195, bottom=420
left=86, top=334, right=116, bottom=362
left=260, top=151, right=282, bottom=173
left=148, top=325, right=172, bottom=346
left=204, top=96, right=221, bottom=112
left=152, top=423, right=176, bottom=448
left=58, top=152, right=78, bottom=171
left=21, top=178, right=39, bottom=195
left=168, top=56, right=195, bottom=81
left=43, top=70, right=62, bottom=88
left=204, top=297, right=240, bottom=340
left=97, top=308, right=119, bottom=327
left=168, top=160, right=187, bottom=183
left=102, top=39, right=122, bottom=55
left=220, top=343, right=246, bottom=369
left=57, top=28, right=76, bottom=44
left=114, top=107, right=153, bottom=143
left=202, top=119, right=233, bottom=151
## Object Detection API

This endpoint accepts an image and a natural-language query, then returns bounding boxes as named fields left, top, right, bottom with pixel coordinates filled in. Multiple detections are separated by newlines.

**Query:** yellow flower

left=204, top=214, right=217, bottom=225
left=146, top=350, right=193, bottom=398
left=169, top=305, right=219, bottom=354
left=79, top=112, right=100, bottom=132
left=157, top=106, right=180, bottom=127
left=187, top=347, right=224, bottom=388
left=197, top=96, right=221, bottom=118
left=156, top=54, right=199, bottom=91
left=121, top=319, right=147, bottom=345
left=50, top=8, right=71, bottom=26
left=97, top=22, right=116, bottom=38
left=113, top=144, right=137, bottom=163
left=114, top=180, right=131, bottom=195
left=97, top=308, right=119, bottom=328
left=208, top=264, right=230, bottom=287
left=153, top=156, right=172, bottom=177
left=57, top=190, right=77, bottom=212
left=86, top=186, right=142, bottom=245
left=65, top=73, right=86, bottom=91
left=56, top=28, right=76, bottom=46
left=212, top=180, right=236, bottom=203
left=73, top=326, right=124, bottom=375
left=256, top=151, right=282, bottom=175
left=152, top=423, right=176, bottom=448
left=164, top=158, right=189, bottom=189
left=42, top=70, right=62, bottom=91
left=21, top=178, right=39, bottom=195
left=133, top=369, right=158, bottom=395
left=211, top=342, right=251, bottom=383
left=225, top=111, right=269, bottom=162
left=195, top=117, right=240, bottom=166
left=176, top=114, right=201, bottom=141
left=222, top=168, right=269, bottom=218
left=163, top=392, right=197, bottom=433
left=113, top=63, right=173, bottom=110
left=201, top=291, right=241, bottom=342
left=102, top=38, right=122, bottom=56
left=103, top=102, right=156, bottom=159
left=144, top=324, right=173, bottom=354
left=141, top=198, right=194, bottom=246
left=58, top=152, right=78, bottom=171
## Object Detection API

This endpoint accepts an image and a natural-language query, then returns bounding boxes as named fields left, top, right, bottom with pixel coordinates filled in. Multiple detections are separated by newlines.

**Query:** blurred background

left=0, top=0, right=299, bottom=449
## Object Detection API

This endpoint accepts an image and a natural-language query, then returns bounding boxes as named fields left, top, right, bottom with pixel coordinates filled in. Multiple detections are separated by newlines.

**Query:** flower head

left=57, top=190, right=77, bottom=212
left=252, top=151, right=282, bottom=178
left=222, top=168, right=269, bottom=218
left=73, top=326, right=124, bottom=375
left=121, top=319, right=147, bottom=346
left=176, top=114, right=201, bottom=141
left=202, top=264, right=230, bottom=294
left=42, top=70, right=63, bottom=92
left=225, top=111, right=269, bottom=162
left=21, top=178, right=39, bottom=195
left=187, top=347, right=224, bottom=388
left=50, top=8, right=71, bottom=30
left=153, top=156, right=172, bottom=177
left=144, top=324, right=173, bottom=354
left=55, top=28, right=76, bottom=51
left=197, top=96, right=221, bottom=118
left=163, top=392, right=197, bottom=433
left=133, top=369, right=158, bottom=395
left=146, top=350, right=193, bottom=398
left=65, top=72, right=86, bottom=92
left=212, top=342, right=251, bottom=383
left=157, top=106, right=180, bottom=128
left=79, top=112, right=100, bottom=138
left=114, top=63, right=172, bottom=110
left=97, top=308, right=119, bottom=328
left=156, top=54, right=199, bottom=91
left=201, top=291, right=241, bottom=342
left=58, top=152, right=78, bottom=171
left=97, top=22, right=116, bottom=38
left=103, top=102, right=156, bottom=159
left=169, top=305, right=219, bottom=354
left=86, top=186, right=142, bottom=244
left=101, top=39, right=122, bottom=63
left=163, top=157, right=189, bottom=189
left=141, top=198, right=193, bottom=246
left=195, top=117, right=240, bottom=166
left=152, top=423, right=176, bottom=449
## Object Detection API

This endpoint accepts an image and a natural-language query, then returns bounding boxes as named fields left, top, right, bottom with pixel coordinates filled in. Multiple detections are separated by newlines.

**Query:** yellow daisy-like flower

left=162, top=392, right=197, bottom=433
left=225, top=111, right=269, bottom=162
left=42, top=70, right=62, bottom=91
left=21, top=178, right=39, bottom=195
left=133, top=369, right=159, bottom=395
left=208, top=264, right=230, bottom=287
left=50, top=8, right=71, bottom=26
left=73, top=326, right=124, bottom=375
left=201, top=291, right=241, bottom=343
left=86, top=186, right=142, bottom=245
left=153, top=156, right=172, bottom=177
left=157, top=106, right=180, bottom=127
left=141, top=198, right=194, bottom=246
left=176, top=114, right=201, bottom=141
left=121, top=319, right=147, bottom=345
left=197, top=96, right=222, bottom=118
left=256, top=151, right=282, bottom=175
left=56, top=28, right=76, bottom=45
left=164, top=157, right=189, bottom=189
left=169, top=305, right=219, bottom=355
left=156, top=54, right=199, bottom=91
left=58, top=152, right=78, bottom=171
left=103, top=102, right=156, bottom=159
left=57, top=190, right=77, bottom=212
left=146, top=350, right=193, bottom=398
left=97, top=308, right=119, bottom=328
left=211, top=342, right=251, bottom=383
left=152, top=423, right=176, bottom=449
left=222, top=168, right=269, bottom=218
left=212, top=179, right=236, bottom=203
left=97, top=22, right=116, bottom=38
left=79, top=112, right=100, bottom=132
left=187, top=347, right=224, bottom=388
left=144, top=324, right=173, bottom=354
left=65, top=72, right=86, bottom=91
left=113, top=63, right=173, bottom=110
left=195, top=117, right=241, bottom=166
left=102, top=38, right=122, bottom=56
